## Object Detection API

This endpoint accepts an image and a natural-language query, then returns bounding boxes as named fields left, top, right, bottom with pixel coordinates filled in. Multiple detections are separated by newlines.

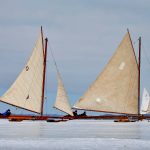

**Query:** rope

left=133, top=39, right=139, bottom=45
left=142, top=44, right=150, bottom=67
left=48, top=41, right=64, bottom=113
left=48, top=42, right=60, bottom=75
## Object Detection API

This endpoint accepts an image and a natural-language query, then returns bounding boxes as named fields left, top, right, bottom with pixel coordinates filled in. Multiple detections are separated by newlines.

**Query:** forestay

left=0, top=32, right=44, bottom=114
left=74, top=31, right=139, bottom=114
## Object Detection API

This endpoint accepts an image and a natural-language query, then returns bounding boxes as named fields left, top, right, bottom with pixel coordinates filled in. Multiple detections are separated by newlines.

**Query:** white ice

left=0, top=119, right=150, bottom=150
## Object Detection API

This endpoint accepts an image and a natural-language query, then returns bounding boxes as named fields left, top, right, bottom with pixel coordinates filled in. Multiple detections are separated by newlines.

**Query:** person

left=73, top=110, right=78, bottom=116
left=79, top=111, right=87, bottom=116
left=82, top=111, right=87, bottom=116
left=0, top=109, right=11, bottom=117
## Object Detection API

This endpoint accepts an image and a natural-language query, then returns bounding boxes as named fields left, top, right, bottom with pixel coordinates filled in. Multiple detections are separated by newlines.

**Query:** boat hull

left=0, top=114, right=147, bottom=122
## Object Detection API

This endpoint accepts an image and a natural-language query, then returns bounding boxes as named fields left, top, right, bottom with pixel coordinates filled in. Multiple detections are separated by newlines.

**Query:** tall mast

left=138, top=37, right=141, bottom=116
left=41, top=38, right=48, bottom=115
left=41, top=26, right=45, bottom=55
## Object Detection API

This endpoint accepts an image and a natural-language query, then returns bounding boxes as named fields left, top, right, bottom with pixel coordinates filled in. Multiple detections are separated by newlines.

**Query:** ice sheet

left=0, top=138, right=150, bottom=150
left=0, top=119, right=150, bottom=149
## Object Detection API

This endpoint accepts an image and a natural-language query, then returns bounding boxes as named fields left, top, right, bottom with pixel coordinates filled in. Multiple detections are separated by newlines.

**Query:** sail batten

left=0, top=31, right=44, bottom=114
left=74, top=31, right=139, bottom=114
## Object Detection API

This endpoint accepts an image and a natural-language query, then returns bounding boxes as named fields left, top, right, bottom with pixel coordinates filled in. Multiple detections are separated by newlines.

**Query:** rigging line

left=140, top=43, right=150, bottom=89
left=142, top=44, right=150, bottom=66
left=133, top=39, right=139, bottom=45
left=48, top=41, right=72, bottom=114
left=48, top=42, right=69, bottom=89
left=48, top=42, right=60, bottom=74
left=48, top=42, right=66, bottom=103
left=141, top=44, right=150, bottom=95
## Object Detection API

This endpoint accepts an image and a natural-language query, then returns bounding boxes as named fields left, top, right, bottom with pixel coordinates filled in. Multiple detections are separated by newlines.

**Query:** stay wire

left=47, top=41, right=60, bottom=113
left=142, top=44, right=150, bottom=67
left=48, top=42, right=60, bottom=75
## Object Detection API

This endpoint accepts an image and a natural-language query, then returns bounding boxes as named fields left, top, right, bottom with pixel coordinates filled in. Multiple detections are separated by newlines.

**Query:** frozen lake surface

left=0, top=119, right=150, bottom=149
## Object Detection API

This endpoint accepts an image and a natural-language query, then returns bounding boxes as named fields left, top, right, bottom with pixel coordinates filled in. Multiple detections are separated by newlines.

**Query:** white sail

left=0, top=32, right=44, bottom=114
left=54, top=71, right=73, bottom=116
left=141, top=88, right=150, bottom=114
left=74, top=31, right=139, bottom=114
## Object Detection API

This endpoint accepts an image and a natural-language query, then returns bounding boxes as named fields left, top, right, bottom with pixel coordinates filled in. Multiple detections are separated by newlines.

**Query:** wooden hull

left=0, top=115, right=50, bottom=121
left=47, top=119, right=68, bottom=123
left=114, top=118, right=136, bottom=122
left=9, top=118, right=23, bottom=122
left=0, top=114, right=148, bottom=122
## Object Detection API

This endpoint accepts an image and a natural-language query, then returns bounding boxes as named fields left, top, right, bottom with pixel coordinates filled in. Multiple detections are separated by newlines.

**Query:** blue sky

left=0, top=0, right=150, bottom=115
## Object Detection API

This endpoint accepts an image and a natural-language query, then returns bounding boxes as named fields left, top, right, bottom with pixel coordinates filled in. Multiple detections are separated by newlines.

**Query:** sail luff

left=41, top=38, right=48, bottom=115
left=74, top=31, right=139, bottom=114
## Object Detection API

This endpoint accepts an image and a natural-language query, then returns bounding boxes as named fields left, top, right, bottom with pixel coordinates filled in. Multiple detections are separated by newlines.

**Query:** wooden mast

left=41, top=26, right=44, bottom=55
left=138, top=37, right=141, bottom=116
left=41, top=37, right=48, bottom=115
